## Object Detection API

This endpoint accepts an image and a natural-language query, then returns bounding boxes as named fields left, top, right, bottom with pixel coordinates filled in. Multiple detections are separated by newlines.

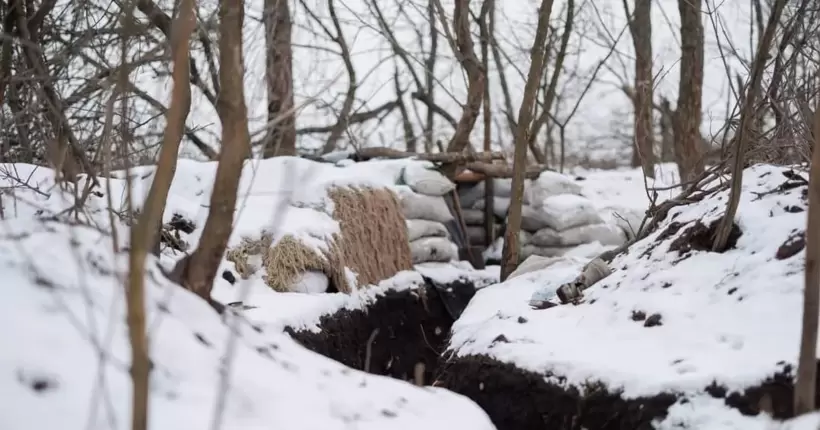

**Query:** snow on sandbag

left=520, top=195, right=603, bottom=232
left=401, top=162, right=456, bottom=196
left=397, top=187, right=454, bottom=224
left=461, top=208, right=486, bottom=225
left=406, top=219, right=450, bottom=242
left=458, top=179, right=531, bottom=208
left=530, top=223, right=627, bottom=247
left=508, top=255, right=567, bottom=280
left=521, top=244, right=573, bottom=259
left=409, top=236, right=459, bottom=264
left=526, top=170, right=583, bottom=204
left=600, top=205, right=645, bottom=240
left=472, top=196, right=510, bottom=218
left=289, top=271, right=330, bottom=294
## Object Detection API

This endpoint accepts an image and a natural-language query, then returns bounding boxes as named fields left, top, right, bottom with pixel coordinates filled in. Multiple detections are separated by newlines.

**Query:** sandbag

left=526, top=170, right=583, bottom=204
left=397, top=188, right=454, bottom=224
left=520, top=195, right=603, bottom=232
left=289, top=271, right=330, bottom=294
left=409, top=237, right=459, bottom=264
left=530, top=223, right=627, bottom=247
left=402, top=162, right=455, bottom=196
left=521, top=244, right=573, bottom=260
left=472, top=196, right=511, bottom=219
left=458, top=179, right=531, bottom=208
left=461, top=208, right=486, bottom=225
left=465, top=224, right=504, bottom=245
left=600, top=205, right=645, bottom=240
left=406, top=219, right=450, bottom=242
left=508, top=255, right=567, bottom=280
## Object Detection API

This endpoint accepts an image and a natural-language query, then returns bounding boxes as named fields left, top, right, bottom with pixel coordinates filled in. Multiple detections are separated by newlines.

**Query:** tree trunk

left=794, top=97, right=820, bottom=415
left=183, top=0, right=252, bottom=302
left=500, top=0, right=555, bottom=281
left=675, top=0, right=705, bottom=182
left=263, top=0, right=296, bottom=157
left=628, top=0, right=655, bottom=178
left=124, top=0, right=197, bottom=427
left=659, top=98, right=675, bottom=163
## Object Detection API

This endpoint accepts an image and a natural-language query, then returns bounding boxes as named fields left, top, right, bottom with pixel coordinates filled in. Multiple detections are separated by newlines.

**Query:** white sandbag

left=526, top=170, right=583, bottom=204
left=520, top=195, right=603, bottom=232
left=508, top=255, right=567, bottom=280
left=406, top=219, right=450, bottom=242
left=600, top=205, right=645, bottom=240
left=397, top=188, right=454, bottom=224
left=521, top=244, right=573, bottom=260
left=401, top=162, right=455, bottom=196
left=472, top=196, right=511, bottom=219
left=461, top=208, right=486, bottom=225
left=458, top=179, right=531, bottom=208
left=289, top=271, right=330, bottom=294
left=530, top=223, right=627, bottom=247
left=409, top=237, right=459, bottom=264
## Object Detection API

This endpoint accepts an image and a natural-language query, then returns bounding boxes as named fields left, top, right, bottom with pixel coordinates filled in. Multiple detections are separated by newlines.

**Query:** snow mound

left=0, top=219, right=494, bottom=430
left=449, top=164, right=812, bottom=423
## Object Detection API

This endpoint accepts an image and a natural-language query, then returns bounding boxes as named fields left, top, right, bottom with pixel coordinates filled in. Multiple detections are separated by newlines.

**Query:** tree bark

left=626, top=0, right=655, bottom=178
left=124, top=0, right=197, bottom=427
left=675, top=0, right=705, bottom=182
left=794, top=97, right=820, bottom=415
left=183, top=0, right=252, bottom=302
left=500, top=0, right=555, bottom=281
left=263, top=0, right=296, bottom=157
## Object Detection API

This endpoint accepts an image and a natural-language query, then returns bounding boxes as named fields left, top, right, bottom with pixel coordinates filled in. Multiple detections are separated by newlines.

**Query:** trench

left=286, top=277, right=820, bottom=430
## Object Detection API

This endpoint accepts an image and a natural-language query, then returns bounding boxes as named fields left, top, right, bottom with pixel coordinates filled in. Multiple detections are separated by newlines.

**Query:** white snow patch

left=450, top=164, right=811, bottom=421
left=0, top=219, right=495, bottom=430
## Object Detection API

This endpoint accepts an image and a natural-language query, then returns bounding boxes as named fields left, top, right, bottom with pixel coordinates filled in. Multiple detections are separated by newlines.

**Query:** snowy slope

left=0, top=219, right=495, bottom=430
left=448, top=164, right=819, bottom=428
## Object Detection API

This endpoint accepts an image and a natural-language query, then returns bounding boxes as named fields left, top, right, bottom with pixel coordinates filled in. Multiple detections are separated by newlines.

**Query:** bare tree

left=795, top=94, right=820, bottom=416
left=500, top=0, right=555, bottom=281
left=624, top=0, right=655, bottom=178
left=675, top=0, right=705, bottom=182
left=124, top=0, right=197, bottom=426
left=181, top=0, right=252, bottom=303
left=433, top=0, right=485, bottom=153
left=263, top=0, right=296, bottom=157
left=712, top=0, right=787, bottom=251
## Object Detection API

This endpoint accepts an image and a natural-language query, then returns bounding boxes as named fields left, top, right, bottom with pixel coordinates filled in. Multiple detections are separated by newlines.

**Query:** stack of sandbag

left=396, top=161, right=460, bottom=264
left=457, top=178, right=533, bottom=246
left=519, top=171, right=629, bottom=259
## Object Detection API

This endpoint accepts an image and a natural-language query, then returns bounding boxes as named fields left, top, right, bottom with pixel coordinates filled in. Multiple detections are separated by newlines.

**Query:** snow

left=0, top=219, right=495, bottom=430
left=449, top=164, right=815, bottom=426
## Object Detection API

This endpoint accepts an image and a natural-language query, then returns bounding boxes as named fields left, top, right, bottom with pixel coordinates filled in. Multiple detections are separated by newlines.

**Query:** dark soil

left=288, top=277, right=476, bottom=384
left=668, top=219, right=742, bottom=255
left=706, top=362, right=820, bottom=419
left=434, top=354, right=678, bottom=430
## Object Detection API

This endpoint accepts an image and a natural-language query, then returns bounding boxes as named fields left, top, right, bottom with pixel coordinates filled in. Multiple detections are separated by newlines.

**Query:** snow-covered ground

left=449, top=164, right=819, bottom=428
left=2, top=157, right=818, bottom=428
left=0, top=220, right=495, bottom=430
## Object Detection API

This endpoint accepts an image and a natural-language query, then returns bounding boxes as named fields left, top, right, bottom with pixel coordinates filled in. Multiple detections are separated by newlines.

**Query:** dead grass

left=225, top=186, right=412, bottom=293
left=329, top=187, right=413, bottom=287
